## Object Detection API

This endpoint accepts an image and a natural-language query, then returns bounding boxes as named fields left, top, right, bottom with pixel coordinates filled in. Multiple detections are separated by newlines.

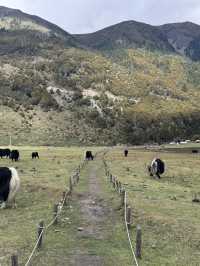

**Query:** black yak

left=0, top=148, right=11, bottom=158
left=85, top=151, right=94, bottom=160
left=192, top=150, right=198, bottom=154
left=0, top=167, right=20, bottom=209
left=148, top=158, right=165, bottom=179
left=10, top=150, right=20, bottom=161
left=32, top=152, right=39, bottom=159
left=124, top=149, right=128, bottom=157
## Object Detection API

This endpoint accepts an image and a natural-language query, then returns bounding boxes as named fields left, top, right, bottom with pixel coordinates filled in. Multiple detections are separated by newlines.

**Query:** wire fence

left=23, top=159, right=88, bottom=266
left=124, top=191, right=139, bottom=266
left=10, top=149, right=138, bottom=266
left=102, top=157, right=140, bottom=266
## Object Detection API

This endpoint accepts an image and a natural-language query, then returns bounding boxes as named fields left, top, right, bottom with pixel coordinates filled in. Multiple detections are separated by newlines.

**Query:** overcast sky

left=0, top=0, right=200, bottom=33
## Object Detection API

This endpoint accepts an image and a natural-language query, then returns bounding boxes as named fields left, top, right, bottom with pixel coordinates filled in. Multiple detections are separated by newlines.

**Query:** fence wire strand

left=124, top=191, right=139, bottom=266
left=103, top=157, right=139, bottom=266
left=24, top=162, right=85, bottom=266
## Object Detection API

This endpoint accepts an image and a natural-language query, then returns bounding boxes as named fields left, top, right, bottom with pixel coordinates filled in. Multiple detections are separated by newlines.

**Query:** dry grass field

left=1, top=145, right=200, bottom=265
left=105, top=146, right=200, bottom=265
left=0, top=146, right=101, bottom=265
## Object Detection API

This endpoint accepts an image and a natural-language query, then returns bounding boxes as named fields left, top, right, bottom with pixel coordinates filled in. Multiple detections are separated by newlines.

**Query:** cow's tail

left=8, top=167, right=20, bottom=202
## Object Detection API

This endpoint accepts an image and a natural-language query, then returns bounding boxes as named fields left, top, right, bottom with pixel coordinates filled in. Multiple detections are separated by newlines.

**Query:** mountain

left=0, top=6, right=72, bottom=38
left=159, top=22, right=200, bottom=58
left=0, top=6, right=200, bottom=145
left=75, top=20, right=200, bottom=61
left=0, top=6, right=78, bottom=56
left=75, top=20, right=175, bottom=52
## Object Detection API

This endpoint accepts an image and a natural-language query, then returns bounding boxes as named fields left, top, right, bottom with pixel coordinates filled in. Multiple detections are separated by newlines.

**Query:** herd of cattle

left=0, top=149, right=19, bottom=161
left=0, top=149, right=94, bottom=209
left=0, top=148, right=168, bottom=209
left=0, top=149, right=40, bottom=161
left=0, top=149, right=39, bottom=209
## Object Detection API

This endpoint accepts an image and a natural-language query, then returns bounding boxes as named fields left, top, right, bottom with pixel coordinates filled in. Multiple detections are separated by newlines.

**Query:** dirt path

left=69, top=156, right=115, bottom=266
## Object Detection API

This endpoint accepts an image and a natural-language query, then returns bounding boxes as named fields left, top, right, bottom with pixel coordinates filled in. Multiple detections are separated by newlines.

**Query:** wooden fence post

left=63, top=191, right=67, bottom=206
left=69, top=177, right=73, bottom=194
left=113, top=176, right=116, bottom=189
left=53, top=204, right=58, bottom=225
left=76, top=173, right=80, bottom=183
left=73, top=174, right=76, bottom=185
left=118, top=182, right=122, bottom=194
left=116, top=180, right=119, bottom=191
left=11, top=254, right=18, bottom=266
left=136, top=225, right=142, bottom=259
left=127, top=206, right=131, bottom=229
left=37, top=221, right=44, bottom=249
left=121, top=189, right=125, bottom=206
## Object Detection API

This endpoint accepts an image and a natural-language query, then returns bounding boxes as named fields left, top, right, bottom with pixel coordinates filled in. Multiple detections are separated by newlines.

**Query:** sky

left=0, top=0, right=200, bottom=34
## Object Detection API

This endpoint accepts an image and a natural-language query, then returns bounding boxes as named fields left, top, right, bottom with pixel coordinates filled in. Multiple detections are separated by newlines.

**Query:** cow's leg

left=157, top=173, right=161, bottom=179
left=0, top=202, right=6, bottom=209
left=148, top=166, right=153, bottom=176
left=12, top=199, right=17, bottom=209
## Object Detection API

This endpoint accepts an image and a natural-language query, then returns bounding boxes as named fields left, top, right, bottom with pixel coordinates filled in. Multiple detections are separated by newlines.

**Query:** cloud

left=0, top=0, right=200, bottom=33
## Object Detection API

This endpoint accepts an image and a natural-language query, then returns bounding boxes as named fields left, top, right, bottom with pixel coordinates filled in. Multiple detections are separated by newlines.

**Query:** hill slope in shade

left=159, top=22, right=200, bottom=58
left=75, top=20, right=175, bottom=52
left=75, top=20, right=200, bottom=61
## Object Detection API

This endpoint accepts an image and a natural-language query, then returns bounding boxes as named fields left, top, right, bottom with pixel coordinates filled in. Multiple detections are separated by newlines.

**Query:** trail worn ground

left=69, top=155, right=131, bottom=266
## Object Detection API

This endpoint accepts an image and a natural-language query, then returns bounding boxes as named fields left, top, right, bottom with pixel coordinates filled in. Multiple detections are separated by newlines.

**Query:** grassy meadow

left=1, top=145, right=200, bottom=265
left=0, top=146, right=101, bottom=265
left=105, top=146, right=200, bottom=265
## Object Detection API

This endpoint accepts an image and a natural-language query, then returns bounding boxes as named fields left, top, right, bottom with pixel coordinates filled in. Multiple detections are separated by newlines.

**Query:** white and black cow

left=0, top=167, right=20, bottom=209
left=148, top=158, right=165, bottom=179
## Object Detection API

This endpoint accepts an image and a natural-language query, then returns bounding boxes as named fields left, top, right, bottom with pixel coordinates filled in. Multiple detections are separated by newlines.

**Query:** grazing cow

left=0, top=167, right=20, bottom=209
left=0, top=148, right=11, bottom=158
left=85, top=151, right=94, bottom=160
left=148, top=158, right=165, bottom=179
left=124, top=149, right=128, bottom=157
left=32, top=152, right=39, bottom=159
left=10, top=150, right=20, bottom=162
left=192, top=150, right=198, bottom=154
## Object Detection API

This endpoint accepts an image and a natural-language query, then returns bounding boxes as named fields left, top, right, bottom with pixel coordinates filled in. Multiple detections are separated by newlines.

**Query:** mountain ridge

left=0, top=6, right=200, bottom=60
left=74, top=20, right=200, bottom=60
left=0, top=6, right=199, bottom=145
left=0, top=6, right=71, bottom=38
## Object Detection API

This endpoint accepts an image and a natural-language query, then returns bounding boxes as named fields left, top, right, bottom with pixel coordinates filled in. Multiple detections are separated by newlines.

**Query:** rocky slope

left=0, top=7, right=200, bottom=145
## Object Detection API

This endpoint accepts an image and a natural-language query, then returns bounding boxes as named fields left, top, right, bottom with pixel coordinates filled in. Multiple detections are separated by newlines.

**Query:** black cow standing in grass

left=0, top=148, right=11, bottom=158
left=32, top=152, right=39, bottom=159
left=0, top=167, right=20, bottom=209
left=148, top=158, right=165, bottom=179
left=10, top=150, right=20, bottom=162
left=124, top=149, right=128, bottom=157
left=85, top=151, right=94, bottom=160
left=192, top=150, right=198, bottom=154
